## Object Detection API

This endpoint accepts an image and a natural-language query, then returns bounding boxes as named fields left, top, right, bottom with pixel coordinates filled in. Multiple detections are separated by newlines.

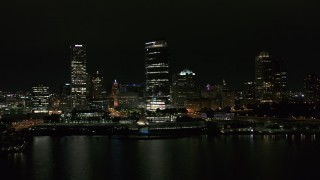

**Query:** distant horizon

left=0, top=45, right=314, bottom=93
left=1, top=1, right=319, bottom=92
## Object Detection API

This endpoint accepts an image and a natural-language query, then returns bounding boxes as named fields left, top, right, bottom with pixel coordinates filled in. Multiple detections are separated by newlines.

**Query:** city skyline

left=1, top=1, right=319, bottom=91
left=2, top=1, right=320, bottom=179
left=0, top=43, right=316, bottom=93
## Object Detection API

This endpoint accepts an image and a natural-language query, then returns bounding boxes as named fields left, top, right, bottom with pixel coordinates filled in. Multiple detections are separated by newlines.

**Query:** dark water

left=1, top=135, right=320, bottom=180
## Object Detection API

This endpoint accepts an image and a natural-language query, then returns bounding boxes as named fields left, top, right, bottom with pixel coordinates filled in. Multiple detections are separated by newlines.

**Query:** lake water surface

left=1, top=135, right=320, bottom=180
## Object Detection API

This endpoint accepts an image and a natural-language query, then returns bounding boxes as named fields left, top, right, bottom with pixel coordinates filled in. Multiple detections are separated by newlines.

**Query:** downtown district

left=1, top=40, right=320, bottom=134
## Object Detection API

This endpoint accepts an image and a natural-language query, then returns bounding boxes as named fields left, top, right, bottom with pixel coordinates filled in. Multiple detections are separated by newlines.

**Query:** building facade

left=172, top=69, right=198, bottom=108
left=91, top=71, right=104, bottom=99
left=119, top=83, right=144, bottom=109
left=273, top=59, right=287, bottom=101
left=255, top=51, right=287, bottom=103
left=304, top=73, right=320, bottom=103
left=88, top=71, right=108, bottom=110
left=32, top=85, right=49, bottom=113
left=236, top=82, right=255, bottom=108
left=145, top=40, right=171, bottom=111
left=109, top=80, right=119, bottom=109
left=255, top=51, right=275, bottom=103
left=70, top=44, right=88, bottom=109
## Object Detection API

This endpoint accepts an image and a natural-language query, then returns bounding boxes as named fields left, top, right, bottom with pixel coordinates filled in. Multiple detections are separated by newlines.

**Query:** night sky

left=1, top=0, right=319, bottom=92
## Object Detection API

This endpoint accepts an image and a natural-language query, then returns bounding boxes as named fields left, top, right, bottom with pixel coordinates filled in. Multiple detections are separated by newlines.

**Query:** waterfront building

left=304, top=73, right=320, bottom=103
left=221, top=90, right=235, bottom=109
left=91, top=71, right=104, bottom=99
left=32, top=85, right=49, bottom=113
left=50, top=83, right=73, bottom=113
left=255, top=51, right=275, bottom=103
left=274, top=59, right=287, bottom=101
left=85, top=71, right=108, bottom=110
left=109, top=80, right=119, bottom=109
left=119, top=83, right=145, bottom=109
left=214, top=112, right=235, bottom=120
left=172, top=68, right=199, bottom=108
left=236, top=82, right=255, bottom=108
left=0, top=91, right=33, bottom=114
left=145, top=40, right=171, bottom=111
left=118, top=92, right=140, bottom=109
left=70, top=44, right=88, bottom=110
left=89, top=98, right=109, bottom=111
left=200, top=82, right=235, bottom=110
left=49, top=96, right=71, bottom=114
left=243, top=82, right=255, bottom=101
left=255, top=51, right=287, bottom=103
left=70, top=109, right=108, bottom=122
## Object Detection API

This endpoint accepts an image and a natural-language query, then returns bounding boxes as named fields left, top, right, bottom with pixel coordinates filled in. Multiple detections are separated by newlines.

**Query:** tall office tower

left=273, top=59, right=287, bottom=101
left=110, top=80, right=119, bottom=108
left=91, top=71, right=104, bottom=99
left=304, top=73, right=320, bottom=103
left=172, top=69, right=198, bottom=108
left=255, top=51, right=275, bottom=103
left=56, top=83, right=72, bottom=113
left=60, top=83, right=71, bottom=96
left=145, top=40, right=171, bottom=111
left=235, top=82, right=255, bottom=108
left=89, top=71, right=108, bottom=110
left=243, top=82, right=255, bottom=100
left=32, top=85, right=49, bottom=113
left=70, top=44, right=88, bottom=109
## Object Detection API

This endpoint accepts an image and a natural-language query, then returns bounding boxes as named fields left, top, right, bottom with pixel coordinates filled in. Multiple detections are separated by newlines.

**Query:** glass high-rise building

left=255, top=51, right=274, bottom=103
left=145, top=40, right=171, bottom=111
left=273, top=59, right=287, bottom=101
left=172, top=69, right=198, bottom=108
left=91, top=71, right=104, bottom=99
left=255, top=51, right=287, bottom=103
left=70, top=44, right=88, bottom=109
left=89, top=71, right=108, bottom=110
left=32, top=85, right=49, bottom=113
left=304, top=73, right=320, bottom=103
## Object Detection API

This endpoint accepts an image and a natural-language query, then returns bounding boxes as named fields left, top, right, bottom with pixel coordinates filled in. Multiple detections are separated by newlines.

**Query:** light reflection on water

left=1, top=134, right=320, bottom=180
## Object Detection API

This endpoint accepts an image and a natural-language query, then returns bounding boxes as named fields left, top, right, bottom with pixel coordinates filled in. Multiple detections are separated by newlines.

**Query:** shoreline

left=19, top=119, right=320, bottom=137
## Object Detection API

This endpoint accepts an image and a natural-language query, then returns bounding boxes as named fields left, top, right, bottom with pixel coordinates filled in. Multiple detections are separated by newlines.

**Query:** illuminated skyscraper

left=172, top=69, right=198, bottom=108
left=110, top=80, right=119, bottom=108
left=91, top=71, right=104, bottom=99
left=32, top=85, right=49, bottom=113
left=255, top=51, right=274, bottom=103
left=236, top=82, right=255, bottom=107
left=89, top=71, right=108, bottom=110
left=255, top=51, right=287, bottom=103
left=273, top=59, right=287, bottom=101
left=70, top=44, right=88, bottom=109
left=304, top=73, right=320, bottom=103
left=145, top=40, right=171, bottom=111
